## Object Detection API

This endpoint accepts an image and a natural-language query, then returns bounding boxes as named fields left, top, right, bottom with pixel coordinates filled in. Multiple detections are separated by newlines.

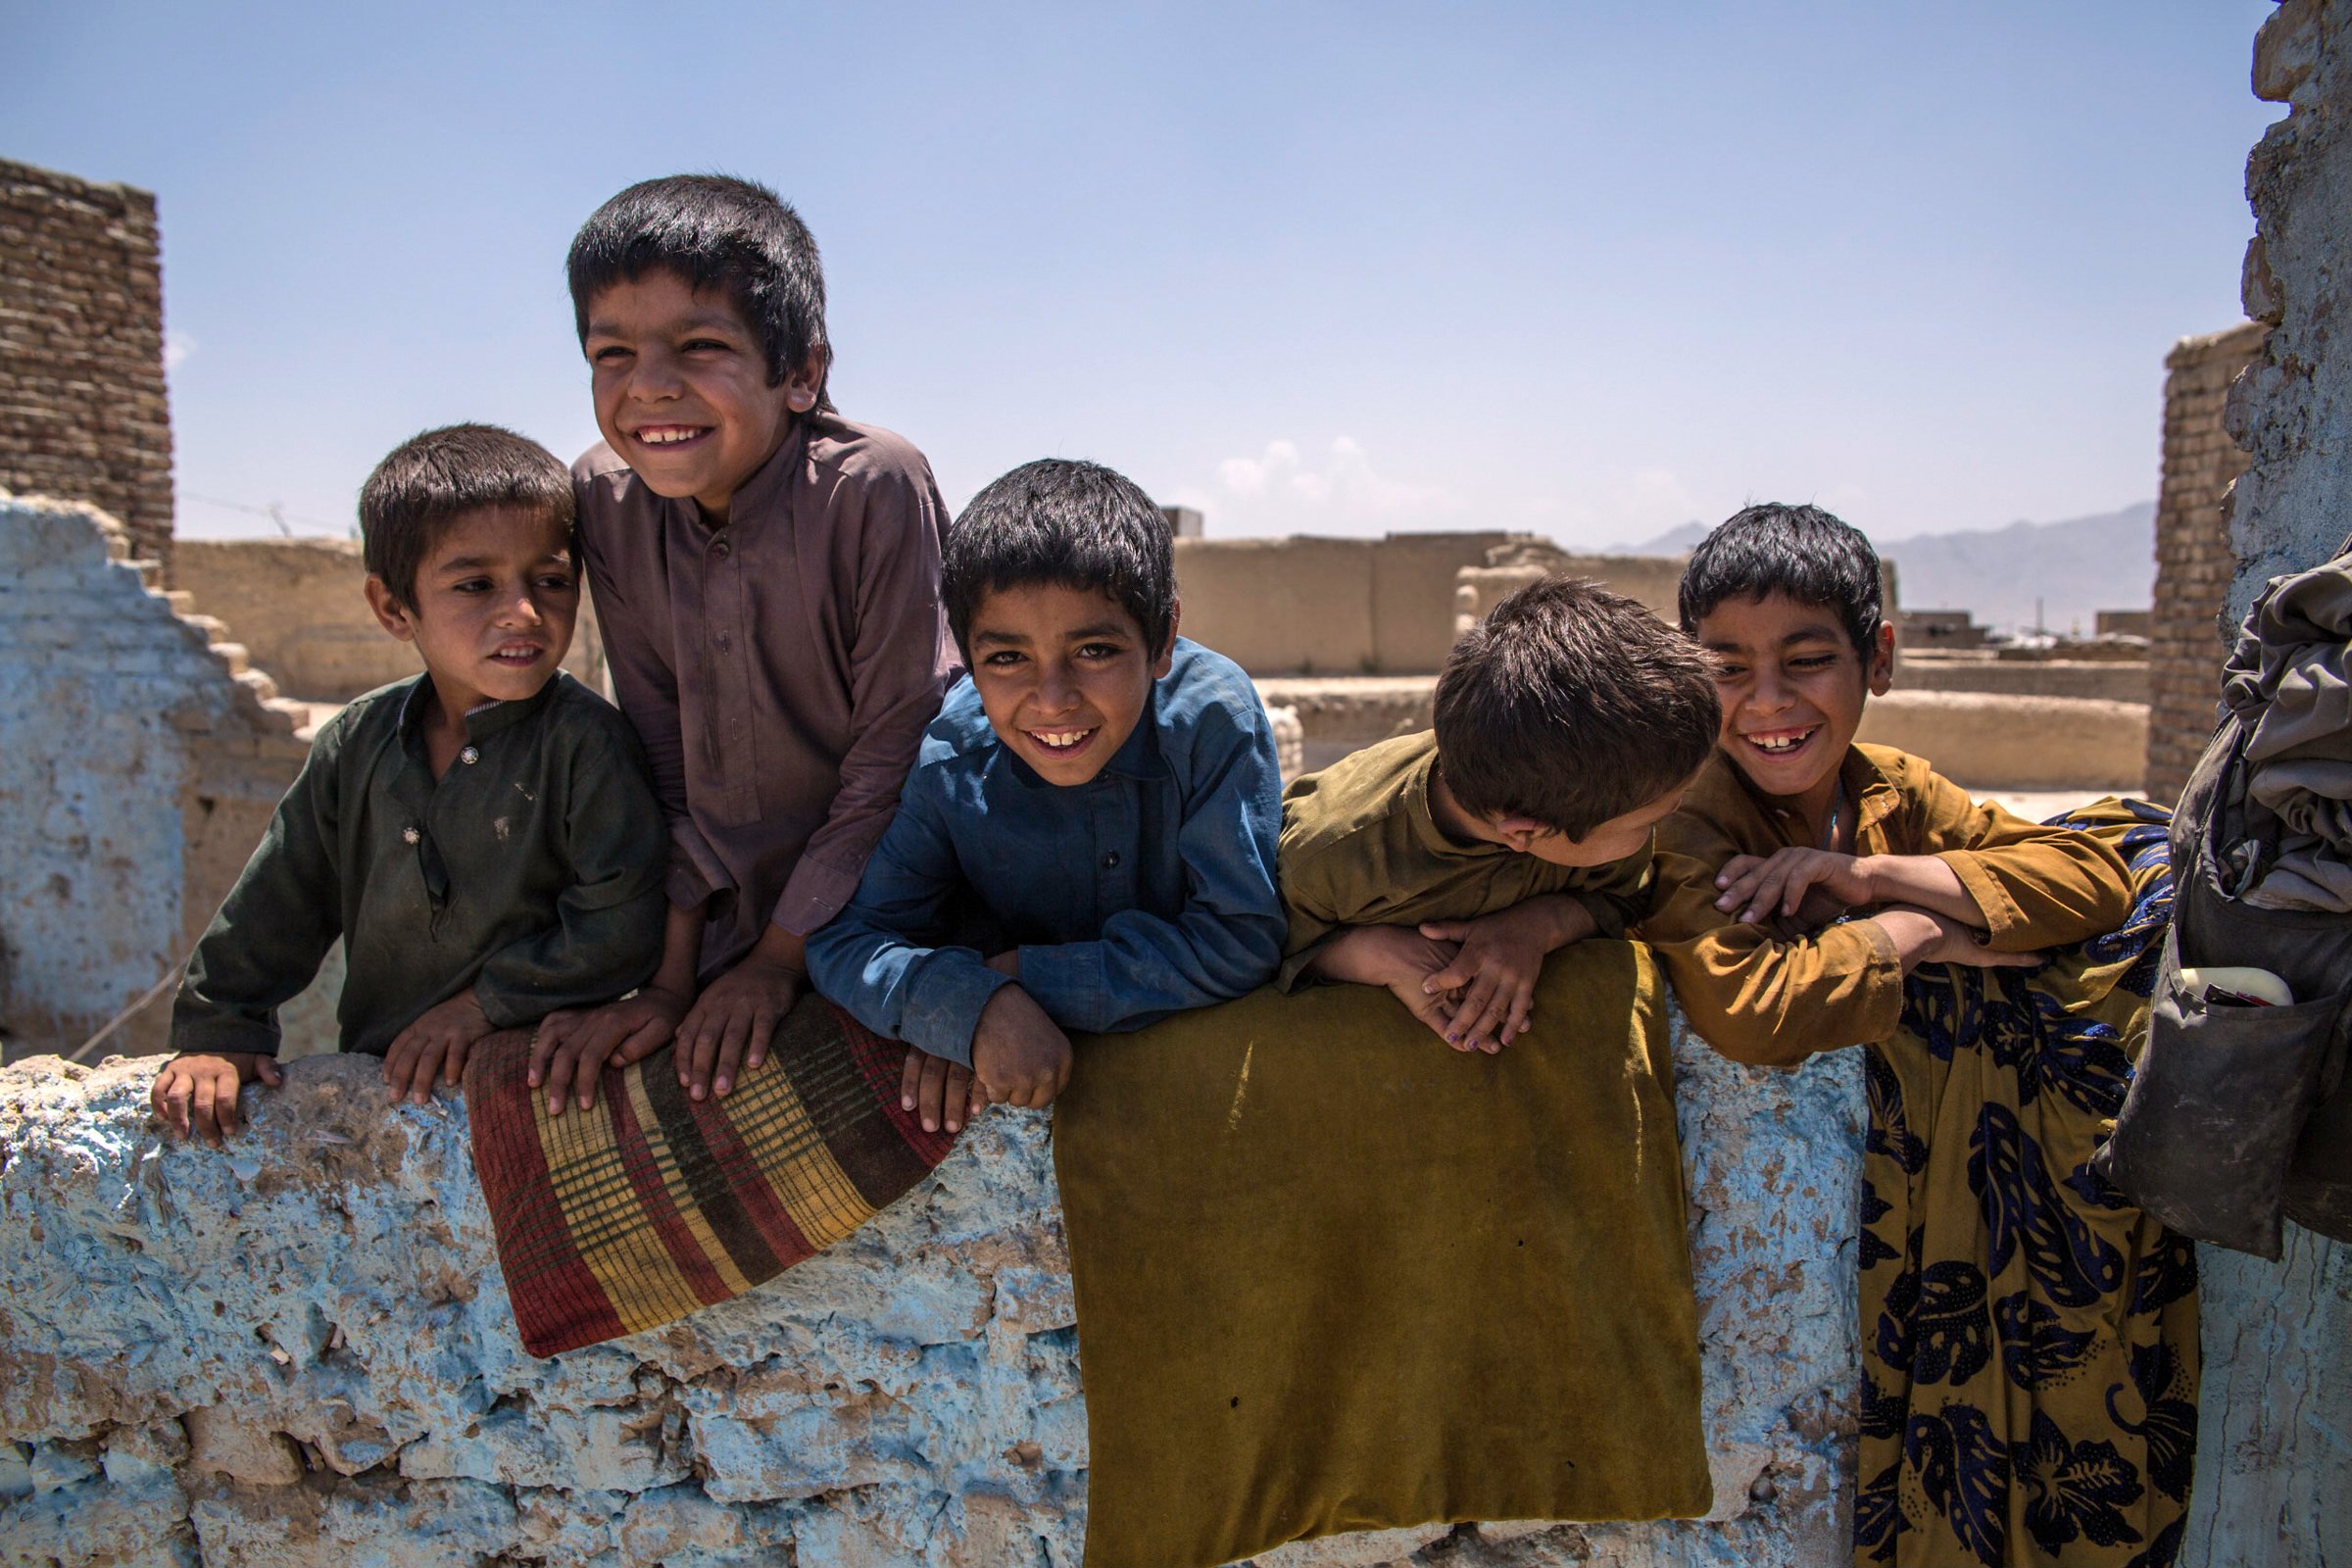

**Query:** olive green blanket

left=1054, top=939, right=1712, bottom=1568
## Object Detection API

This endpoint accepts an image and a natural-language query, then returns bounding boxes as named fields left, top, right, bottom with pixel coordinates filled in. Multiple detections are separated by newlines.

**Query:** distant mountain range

left=1619, top=503, right=2157, bottom=637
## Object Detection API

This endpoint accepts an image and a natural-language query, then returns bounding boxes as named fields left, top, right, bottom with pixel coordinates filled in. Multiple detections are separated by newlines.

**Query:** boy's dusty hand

left=1309, top=924, right=1463, bottom=1046
left=383, top=991, right=494, bottom=1105
left=675, top=950, right=804, bottom=1102
left=530, top=987, right=692, bottom=1116
left=899, top=1045, right=989, bottom=1135
left=152, top=1052, right=282, bottom=1146
left=1418, top=896, right=1590, bottom=1053
left=1716, top=849, right=1872, bottom=926
left=971, top=985, right=1074, bottom=1114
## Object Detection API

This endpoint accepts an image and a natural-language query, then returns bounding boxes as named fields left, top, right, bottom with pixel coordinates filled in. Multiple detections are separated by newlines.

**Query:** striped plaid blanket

left=466, top=995, right=955, bottom=1356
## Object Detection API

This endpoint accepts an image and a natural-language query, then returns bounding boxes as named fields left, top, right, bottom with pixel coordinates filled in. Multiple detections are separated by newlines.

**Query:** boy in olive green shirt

left=154, top=425, right=668, bottom=1144
left=1278, top=577, right=1719, bottom=1054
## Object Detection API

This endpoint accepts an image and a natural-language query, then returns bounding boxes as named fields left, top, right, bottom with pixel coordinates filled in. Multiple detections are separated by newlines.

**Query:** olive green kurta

left=1642, top=746, right=2197, bottom=1568
left=172, top=672, right=668, bottom=1058
left=1276, top=730, right=1652, bottom=987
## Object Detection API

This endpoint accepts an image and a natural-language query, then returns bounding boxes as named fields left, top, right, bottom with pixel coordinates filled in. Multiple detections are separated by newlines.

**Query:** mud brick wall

left=0, top=159, right=175, bottom=571
left=2144, top=322, right=2265, bottom=806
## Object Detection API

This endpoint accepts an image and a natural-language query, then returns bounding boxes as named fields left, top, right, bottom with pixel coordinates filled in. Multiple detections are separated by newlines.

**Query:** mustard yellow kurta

left=1277, top=731, right=1653, bottom=987
left=1642, top=746, right=2199, bottom=1568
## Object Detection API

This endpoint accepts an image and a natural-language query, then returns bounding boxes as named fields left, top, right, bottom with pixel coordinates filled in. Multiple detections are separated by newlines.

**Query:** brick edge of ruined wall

left=0, top=159, right=175, bottom=572
left=2144, top=322, right=2265, bottom=808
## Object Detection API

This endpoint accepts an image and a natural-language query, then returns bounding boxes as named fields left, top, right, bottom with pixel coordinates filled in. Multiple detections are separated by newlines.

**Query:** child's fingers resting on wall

left=900, top=1047, right=976, bottom=1134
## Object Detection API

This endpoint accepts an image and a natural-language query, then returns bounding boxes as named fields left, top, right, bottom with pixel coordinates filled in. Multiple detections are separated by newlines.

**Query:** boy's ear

left=1491, top=815, right=1552, bottom=854
left=1152, top=598, right=1182, bottom=679
left=1866, top=620, right=1895, bottom=696
left=782, top=350, right=826, bottom=416
left=365, top=574, right=419, bottom=644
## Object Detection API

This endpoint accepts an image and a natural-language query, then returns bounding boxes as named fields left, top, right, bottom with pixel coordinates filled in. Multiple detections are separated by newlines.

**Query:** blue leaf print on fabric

left=2057, top=801, right=2173, bottom=993
left=1969, top=1101, right=2126, bottom=1308
left=1899, top=1261, right=1992, bottom=1385
left=1864, top=1045, right=1928, bottom=1175
left=2123, top=1516, right=2186, bottom=1568
left=2065, top=1155, right=2132, bottom=1211
left=2015, top=1408, right=2146, bottom=1551
left=2109, top=1343, right=2198, bottom=1503
left=2023, top=991, right=2136, bottom=1118
left=2129, top=1228, right=2199, bottom=1317
left=1859, top=1179, right=1899, bottom=1269
left=1860, top=1372, right=1908, bottom=1442
left=1855, top=1460, right=1906, bottom=1563
left=1993, top=1289, right=2097, bottom=1389
left=1907, top=1403, right=2011, bottom=1567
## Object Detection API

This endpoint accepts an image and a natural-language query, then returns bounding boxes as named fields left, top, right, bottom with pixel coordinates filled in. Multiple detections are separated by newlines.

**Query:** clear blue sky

left=6, top=2, right=2279, bottom=546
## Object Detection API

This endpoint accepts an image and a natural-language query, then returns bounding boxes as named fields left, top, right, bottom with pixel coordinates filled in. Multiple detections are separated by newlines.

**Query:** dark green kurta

left=172, top=672, right=668, bottom=1058
left=1275, top=730, right=1655, bottom=988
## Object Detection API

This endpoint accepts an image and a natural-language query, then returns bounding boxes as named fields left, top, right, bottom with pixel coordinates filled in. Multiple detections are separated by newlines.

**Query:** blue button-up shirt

left=807, top=638, right=1285, bottom=1065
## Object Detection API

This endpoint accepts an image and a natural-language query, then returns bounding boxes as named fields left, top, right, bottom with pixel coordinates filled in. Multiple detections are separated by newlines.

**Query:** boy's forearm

left=651, top=902, right=708, bottom=996
left=1858, top=856, right=1983, bottom=926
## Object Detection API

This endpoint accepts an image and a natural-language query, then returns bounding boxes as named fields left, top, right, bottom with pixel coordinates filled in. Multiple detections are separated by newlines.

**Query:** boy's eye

left=590, top=345, right=631, bottom=365
left=682, top=337, right=733, bottom=354
left=1790, top=655, right=1838, bottom=670
left=983, top=651, right=1027, bottom=667
left=1075, top=642, right=1126, bottom=661
left=538, top=573, right=576, bottom=592
left=452, top=578, right=493, bottom=594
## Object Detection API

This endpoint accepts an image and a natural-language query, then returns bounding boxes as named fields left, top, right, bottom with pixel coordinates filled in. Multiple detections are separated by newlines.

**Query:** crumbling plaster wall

left=0, top=1024, right=1862, bottom=1568
left=2184, top=4, right=2352, bottom=1565
left=2146, top=323, right=2265, bottom=806
left=0, top=492, right=309, bottom=1061
left=0, top=160, right=175, bottom=570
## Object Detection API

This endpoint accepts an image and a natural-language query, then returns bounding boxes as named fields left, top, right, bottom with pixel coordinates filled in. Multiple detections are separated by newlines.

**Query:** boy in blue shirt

left=807, top=459, right=1285, bottom=1135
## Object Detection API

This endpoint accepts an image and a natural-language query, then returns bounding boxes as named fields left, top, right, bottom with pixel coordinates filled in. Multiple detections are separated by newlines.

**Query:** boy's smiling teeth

left=1030, top=727, right=1096, bottom=751
left=1744, top=726, right=1818, bottom=755
left=636, top=426, right=708, bottom=446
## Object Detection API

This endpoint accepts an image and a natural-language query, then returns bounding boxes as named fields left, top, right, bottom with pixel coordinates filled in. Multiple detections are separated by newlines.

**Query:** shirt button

left=1102, top=851, right=1122, bottom=869
left=713, top=537, right=731, bottom=559
left=402, top=826, right=421, bottom=845
left=715, top=631, right=732, bottom=652
left=459, top=746, right=479, bottom=765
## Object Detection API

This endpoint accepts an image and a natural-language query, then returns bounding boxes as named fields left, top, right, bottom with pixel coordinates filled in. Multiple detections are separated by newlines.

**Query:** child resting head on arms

left=1278, top=576, right=1721, bottom=1054
left=1640, top=502, right=2132, bottom=1063
left=153, top=424, right=669, bottom=1144
left=806, top=458, right=1286, bottom=1136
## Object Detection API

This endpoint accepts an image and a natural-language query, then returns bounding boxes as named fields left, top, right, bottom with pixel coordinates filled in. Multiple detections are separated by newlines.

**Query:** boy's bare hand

left=383, top=991, right=494, bottom=1106
left=1418, top=897, right=1591, bottom=1053
left=1309, top=924, right=1463, bottom=1046
left=1716, top=848, right=1875, bottom=926
left=530, top=986, right=693, bottom=1116
left=971, top=985, right=1074, bottom=1113
left=675, top=950, right=804, bottom=1102
left=899, top=1046, right=989, bottom=1135
left=152, top=1052, right=281, bottom=1146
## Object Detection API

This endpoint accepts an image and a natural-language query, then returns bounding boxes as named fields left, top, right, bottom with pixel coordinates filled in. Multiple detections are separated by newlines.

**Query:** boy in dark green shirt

left=153, top=424, right=668, bottom=1144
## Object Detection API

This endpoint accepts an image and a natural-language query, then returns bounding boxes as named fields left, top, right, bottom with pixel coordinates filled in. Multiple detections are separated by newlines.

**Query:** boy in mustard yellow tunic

left=1281, top=576, right=1719, bottom=1054
left=1641, top=504, right=2196, bottom=1568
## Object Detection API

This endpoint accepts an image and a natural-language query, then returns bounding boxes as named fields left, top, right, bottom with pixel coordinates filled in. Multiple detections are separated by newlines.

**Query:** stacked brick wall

left=2145, top=321, right=2265, bottom=804
left=0, top=160, right=174, bottom=570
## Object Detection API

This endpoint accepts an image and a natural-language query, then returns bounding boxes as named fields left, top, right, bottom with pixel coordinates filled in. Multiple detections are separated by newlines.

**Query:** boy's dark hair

left=566, top=174, right=832, bottom=406
left=1436, top=577, right=1720, bottom=839
left=944, top=460, right=1178, bottom=659
left=1679, top=503, right=1884, bottom=659
left=360, top=424, right=574, bottom=611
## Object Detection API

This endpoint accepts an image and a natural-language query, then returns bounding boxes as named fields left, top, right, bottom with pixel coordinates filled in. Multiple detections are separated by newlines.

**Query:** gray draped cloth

left=2221, top=540, right=2352, bottom=913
